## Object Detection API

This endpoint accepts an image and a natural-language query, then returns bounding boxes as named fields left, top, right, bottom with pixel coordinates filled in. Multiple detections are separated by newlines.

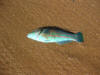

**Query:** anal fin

left=56, top=40, right=73, bottom=45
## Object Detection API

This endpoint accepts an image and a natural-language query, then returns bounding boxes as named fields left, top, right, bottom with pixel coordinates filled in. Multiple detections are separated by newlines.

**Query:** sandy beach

left=0, top=0, right=100, bottom=75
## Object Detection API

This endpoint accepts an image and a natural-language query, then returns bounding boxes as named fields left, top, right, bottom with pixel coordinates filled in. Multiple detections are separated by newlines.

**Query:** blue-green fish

left=27, top=27, right=84, bottom=45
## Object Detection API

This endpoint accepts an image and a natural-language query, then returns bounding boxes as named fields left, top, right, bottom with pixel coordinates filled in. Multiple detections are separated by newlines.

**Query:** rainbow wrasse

left=27, top=27, right=84, bottom=45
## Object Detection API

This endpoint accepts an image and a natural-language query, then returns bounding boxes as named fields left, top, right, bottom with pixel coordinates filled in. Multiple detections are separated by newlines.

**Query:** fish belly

left=54, top=36, right=73, bottom=42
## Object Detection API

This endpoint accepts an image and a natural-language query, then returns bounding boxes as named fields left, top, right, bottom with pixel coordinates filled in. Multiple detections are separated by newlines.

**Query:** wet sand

left=0, top=0, right=100, bottom=75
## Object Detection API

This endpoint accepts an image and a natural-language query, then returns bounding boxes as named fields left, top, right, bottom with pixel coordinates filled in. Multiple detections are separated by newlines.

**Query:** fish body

left=27, top=27, right=84, bottom=45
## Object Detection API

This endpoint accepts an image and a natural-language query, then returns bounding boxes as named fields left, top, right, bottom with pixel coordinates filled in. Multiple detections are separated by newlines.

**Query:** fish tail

left=75, top=32, right=84, bottom=42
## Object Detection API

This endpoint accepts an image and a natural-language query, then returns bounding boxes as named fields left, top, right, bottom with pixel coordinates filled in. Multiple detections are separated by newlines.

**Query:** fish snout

left=27, top=33, right=33, bottom=39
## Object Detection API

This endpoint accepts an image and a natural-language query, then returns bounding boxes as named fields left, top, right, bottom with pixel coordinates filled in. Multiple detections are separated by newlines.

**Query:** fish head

left=27, top=29, right=41, bottom=40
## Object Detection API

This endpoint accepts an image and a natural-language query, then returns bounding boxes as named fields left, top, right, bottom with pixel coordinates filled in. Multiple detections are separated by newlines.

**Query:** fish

left=27, top=27, right=84, bottom=45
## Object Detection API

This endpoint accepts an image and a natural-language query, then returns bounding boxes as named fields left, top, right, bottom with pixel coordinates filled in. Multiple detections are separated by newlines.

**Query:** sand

left=0, top=0, right=100, bottom=75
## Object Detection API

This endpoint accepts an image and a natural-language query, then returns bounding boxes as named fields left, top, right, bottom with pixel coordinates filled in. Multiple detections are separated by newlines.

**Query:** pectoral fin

left=56, top=40, right=73, bottom=45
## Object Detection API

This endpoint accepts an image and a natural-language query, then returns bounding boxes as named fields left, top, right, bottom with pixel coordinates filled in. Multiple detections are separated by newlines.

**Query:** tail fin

left=75, top=32, right=84, bottom=42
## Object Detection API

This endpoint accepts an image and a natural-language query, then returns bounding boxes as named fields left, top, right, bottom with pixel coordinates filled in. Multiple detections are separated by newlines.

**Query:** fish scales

left=27, top=27, right=84, bottom=44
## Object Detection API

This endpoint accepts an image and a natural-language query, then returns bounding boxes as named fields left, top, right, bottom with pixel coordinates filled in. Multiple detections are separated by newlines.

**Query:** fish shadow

left=39, top=26, right=75, bottom=34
